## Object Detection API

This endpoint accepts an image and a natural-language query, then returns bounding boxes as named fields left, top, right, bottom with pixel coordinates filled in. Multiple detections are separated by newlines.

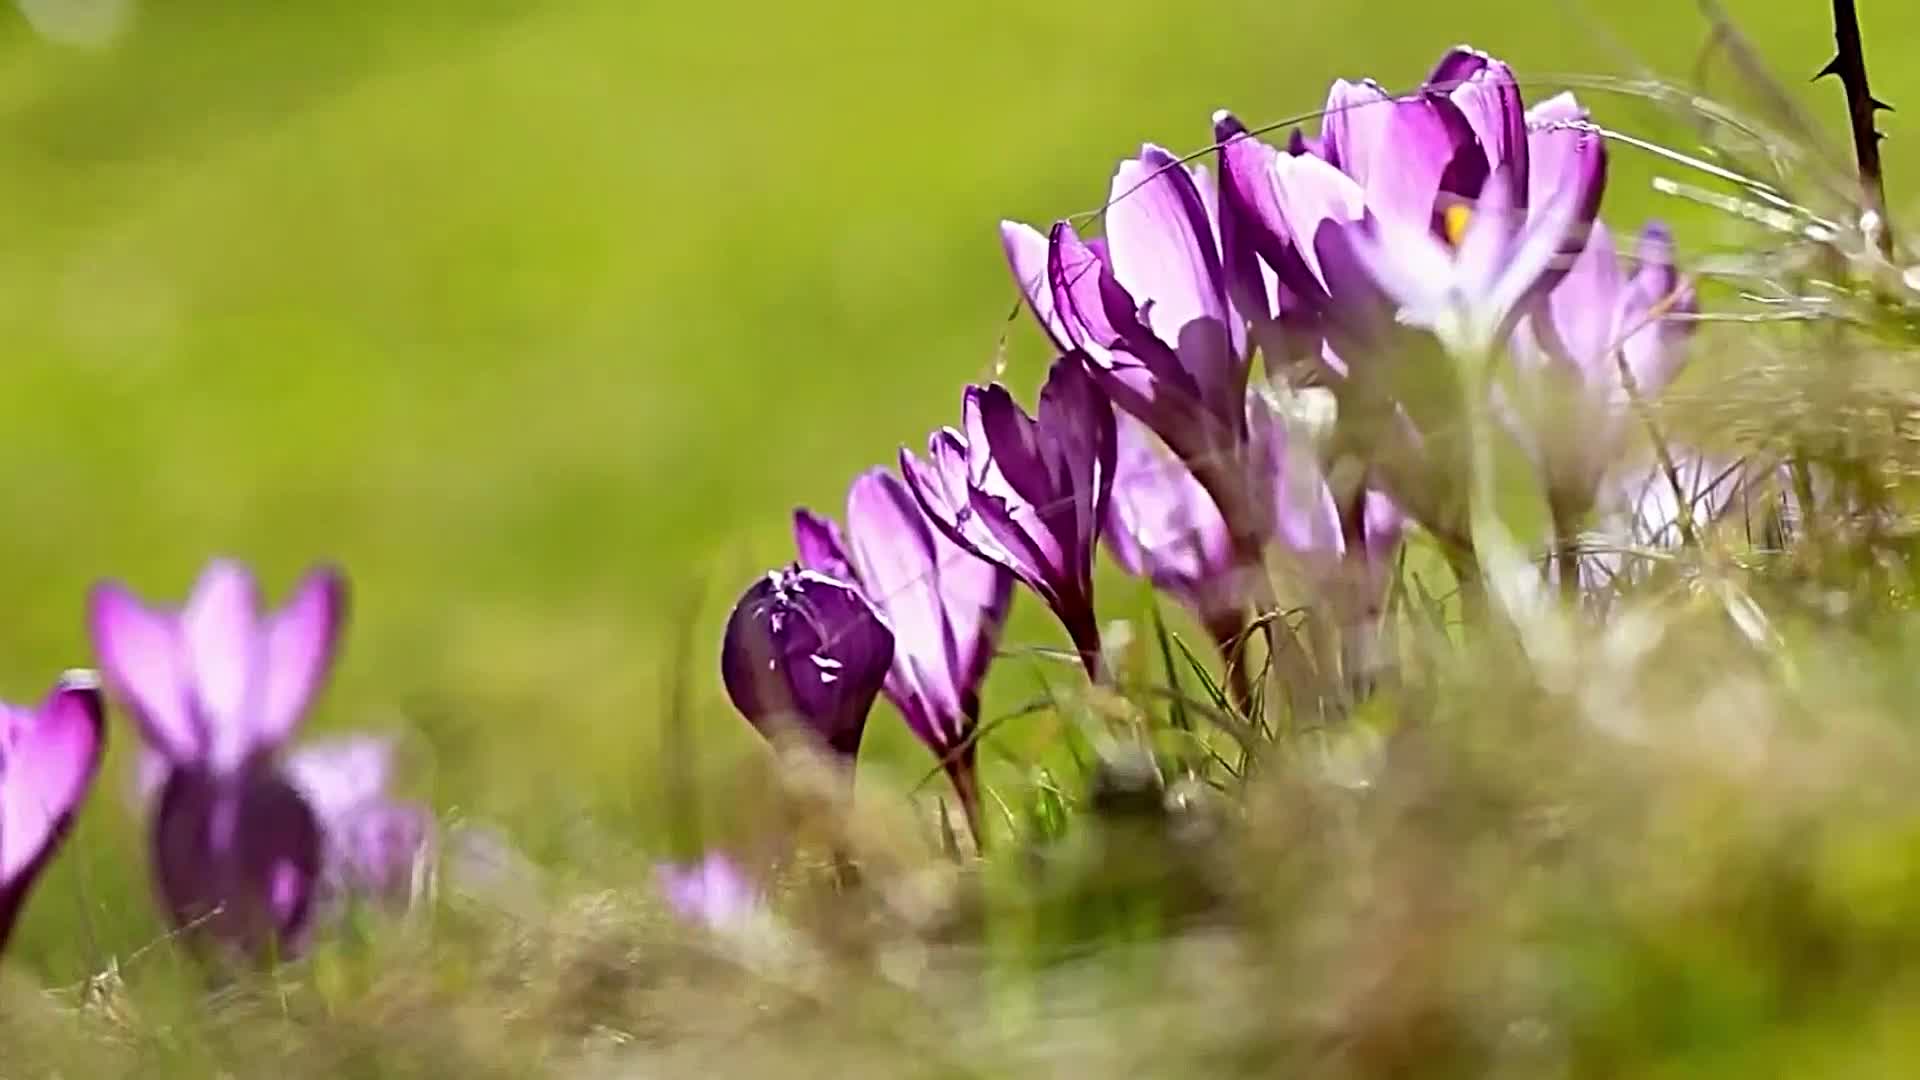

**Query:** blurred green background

left=1, top=0, right=1915, bottom=978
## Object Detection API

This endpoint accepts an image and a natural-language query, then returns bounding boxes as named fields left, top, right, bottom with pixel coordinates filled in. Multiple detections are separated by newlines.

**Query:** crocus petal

left=333, top=801, right=433, bottom=904
left=1619, top=222, right=1694, bottom=396
left=1429, top=47, right=1527, bottom=195
left=258, top=567, right=347, bottom=756
left=283, top=735, right=395, bottom=828
left=966, top=385, right=1073, bottom=590
left=152, top=765, right=323, bottom=957
left=1487, top=166, right=1594, bottom=336
left=1319, top=78, right=1391, bottom=176
left=1347, top=216, right=1458, bottom=326
left=1047, top=223, right=1122, bottom=359
left=1105, top=415, right=1237, bottom=618
left=792, top=508, right=855, bottom=582
left=845, top=468, right=1012, bottom=750
left=89, top=583, right=197, bottom=762
left=1106, top=145, right=1245, bottom=417
left=181, top=561, right=265, bottom=771
left=1270, top=153, right=1368, bottom=295
left=1342, top=90, right=1478, bottom=234
left=1523, top=93, right=1608, bottom=294
left=1002, top=220, right=1073, bottom=351
left=283, top=736, right=431, bottom=909
left=1248, top=392, right=1344, bottom=557
left=720, top=567, right=894, bottom=758
left=1425, top=44, right=1489, bottom=89
left=1539, top=220, right=1627, bottom=385
left=1033, top=355, right=1119, bottom=577
left=1213, top=110, right=1301, bottom=330
left=0, top=676, right=106, bottom=950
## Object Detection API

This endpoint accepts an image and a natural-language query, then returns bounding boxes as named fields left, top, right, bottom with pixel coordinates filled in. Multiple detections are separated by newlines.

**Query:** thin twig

left=1815, top=0, right=1895, bottom=255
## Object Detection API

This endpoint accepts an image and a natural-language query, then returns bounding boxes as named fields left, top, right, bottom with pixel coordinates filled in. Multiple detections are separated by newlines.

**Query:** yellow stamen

left=1443, top=204, right=1474, bottom=248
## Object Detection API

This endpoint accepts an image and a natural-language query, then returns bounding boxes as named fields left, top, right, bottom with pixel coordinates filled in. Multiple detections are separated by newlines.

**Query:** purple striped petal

left=844, top=468, right=1012, bottom=753
left=1213, top=111, right=1289, bottom=321
left=793, top=508, right=855, bottom=582
left=1428, top=47, right=1527, bottom=198
left=1002, top=220, right=1073, bottom=351
left=1106, top=145, right=1245, bottom=420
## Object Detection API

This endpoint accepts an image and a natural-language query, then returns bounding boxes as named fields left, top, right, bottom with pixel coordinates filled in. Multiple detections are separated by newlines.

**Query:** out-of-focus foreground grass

left=5, top=0, right=1920, bottom=1074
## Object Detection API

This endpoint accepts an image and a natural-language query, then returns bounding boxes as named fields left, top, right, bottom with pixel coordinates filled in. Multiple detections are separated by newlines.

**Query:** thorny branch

left=1815, top=0, right=1894, bottom=255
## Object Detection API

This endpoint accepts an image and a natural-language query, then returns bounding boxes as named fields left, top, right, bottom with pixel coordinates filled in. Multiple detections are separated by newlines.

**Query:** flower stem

left=1818, top=0, right=1895, bottom=255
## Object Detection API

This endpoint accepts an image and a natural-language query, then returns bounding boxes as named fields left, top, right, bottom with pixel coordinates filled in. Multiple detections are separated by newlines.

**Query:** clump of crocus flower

left=721, top=565, right=895, bottom=763
left=796, top=466, right=1012, bottom=843
left=713, top=40, right=1711, bottom=867
left=0, top=674, right=106, bottom=953
left=89, top=559, right=429, bottom=958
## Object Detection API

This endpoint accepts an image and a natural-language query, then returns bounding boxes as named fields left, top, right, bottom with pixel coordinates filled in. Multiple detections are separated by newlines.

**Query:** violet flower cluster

left=0, top=558, right=434, bottom=965
left=90, top=560, right=434, bottom=957
left=719, top=43, right=1723, bottom=855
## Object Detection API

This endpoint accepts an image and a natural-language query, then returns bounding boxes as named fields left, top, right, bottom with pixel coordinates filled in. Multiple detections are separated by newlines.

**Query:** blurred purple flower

left=1002, top=149, right=1266, bottom=545
left=795, top=468, right=1012, bottom=839
left=90, top=560, right=348, bottom=957
left=285, top=736, right=434, bottom=910
left=655, top=852, right=758, bottom=932
left=1513, top=220, right=1696, bottom=518
left=720, top=566, right=894, bottom=761
left=900, top=355, right=1116, bottom=678
left=1106, top=414, right=1244, bottom=640
left=1106, top=393, right=1358, bottom=631
left=0, top=674, right=105, bottom=954
left=1566, top=455, right=1751, bottom=597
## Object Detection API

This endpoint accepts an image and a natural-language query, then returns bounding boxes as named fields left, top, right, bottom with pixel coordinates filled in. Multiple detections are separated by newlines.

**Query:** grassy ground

left=2, top=0, right=1920, bottom=1072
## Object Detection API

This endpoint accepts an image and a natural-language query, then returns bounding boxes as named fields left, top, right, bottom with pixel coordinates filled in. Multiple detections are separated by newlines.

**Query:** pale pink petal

left=89, top=582, right=198, bottom=761
left=181, top=561, right=265, bottom=770
left=258, top=567, right=346, bottom=752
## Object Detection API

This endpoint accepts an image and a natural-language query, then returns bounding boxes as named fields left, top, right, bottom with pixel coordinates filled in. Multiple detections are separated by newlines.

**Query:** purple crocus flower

left=795, top=467, right=1013, bottom=839
left=720, top=566, right=894, bottom=761
left=1513, top=219, right=1696, bottom=520
left=284, top=736, right=434, bottom=911
left=89, top=560, right=347, bottom=957
left=1219, top=48, right=1605, bottom=372
left=1105, top=414, right=1244, bottom=642
left=655, top=852, right=759, bottom=932
left=900, top=354, right=1116, bottom=678
left=0, top=674, right=105, bottom=953
left=1002, top=148, right=1263, bottom=547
